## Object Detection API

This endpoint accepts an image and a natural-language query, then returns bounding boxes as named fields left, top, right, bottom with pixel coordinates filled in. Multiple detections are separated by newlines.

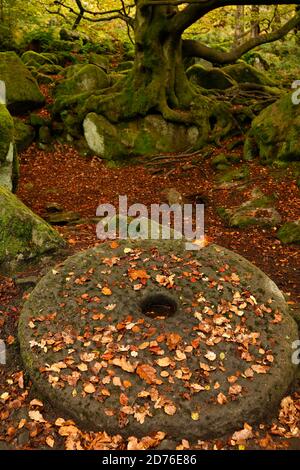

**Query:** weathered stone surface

left=0, top=185, right=66, bottom=272
left=187, top=65, right=236, bottom=90
left=277, top=220, right=300, bottom=244
left=0, top=52, right=45, bottom=113
left=0, top=104, right=18, bottom=191
left=84, top=113, right=204, bottom=160
left=244, top=93, right=300, bottom=163
left=19, top=240, right=298, bottom=440
left=218, top=189, right=281, bottom=228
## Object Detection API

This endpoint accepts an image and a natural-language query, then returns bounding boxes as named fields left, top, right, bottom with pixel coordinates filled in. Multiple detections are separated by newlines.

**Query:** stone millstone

left=18, top=240, right=298, bottom=440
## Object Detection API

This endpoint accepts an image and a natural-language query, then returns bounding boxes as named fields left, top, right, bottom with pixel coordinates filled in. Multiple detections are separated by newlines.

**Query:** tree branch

left=51, top=0, right=135, bottom=28
left=169, top=1, right=299, bottom=34
left=182, top=11, right=300, bottom=64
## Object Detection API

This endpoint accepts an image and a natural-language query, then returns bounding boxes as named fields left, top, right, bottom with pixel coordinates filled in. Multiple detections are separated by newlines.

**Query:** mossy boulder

left=115, top=61, right=134, bottom=72
left=0, top=185, right=66, bottom=272
left=0, top=52, right=45, bottom=114
left=277, top=220, right=300, bottom=244
left=60, top=28, right=89, bottom=44
left=223, top=62, right=277, bottom=87
left=244, top=93, right=300, bottom=164
left=83, top=113, right=206, bottom=161
left=21, top=51, right=59, bottom=67
left=187, top=64, right=236, bottom=90
left=13, top=118, right=35, bottom=153
left=218, top=189, right=281, bottom=228
left=54, top=64, right=109, bottom=104
left=88, top=53, right=110, bottom=71
left=217, top=165, right=249, bottom=184
left=0, top=104, right=18, bottom=191
left=211, top=153, right=230, bottom=169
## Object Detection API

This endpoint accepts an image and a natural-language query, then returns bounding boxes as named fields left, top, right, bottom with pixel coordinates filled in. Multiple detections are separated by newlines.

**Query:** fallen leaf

left=28, top=410, right=46, bottom=423
left=136, top=364, right=162, bottom=385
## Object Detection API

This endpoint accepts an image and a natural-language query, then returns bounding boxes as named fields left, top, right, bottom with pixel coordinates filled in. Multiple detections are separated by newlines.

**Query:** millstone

left=19, top=241, right=298, bottom=440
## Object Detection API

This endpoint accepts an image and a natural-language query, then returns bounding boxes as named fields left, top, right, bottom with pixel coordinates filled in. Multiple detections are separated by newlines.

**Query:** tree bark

left=251, top=5, right=260, bottom=38
left=131, top=3, right=193, bottom=117
left=235, top=6, right=245, bottom=45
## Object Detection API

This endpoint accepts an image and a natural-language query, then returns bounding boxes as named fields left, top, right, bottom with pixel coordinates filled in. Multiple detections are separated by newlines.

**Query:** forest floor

left=0, top=138, right=299, bottom=450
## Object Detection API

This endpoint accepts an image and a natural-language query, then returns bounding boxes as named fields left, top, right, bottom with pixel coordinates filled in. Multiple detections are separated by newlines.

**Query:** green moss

left=245, top=92, right=300, bottom=164
left=217, top=165, right=249, bottom=183
left=0, top=104, right=13, bottom=162
left=217, top=189, right=281, bottom=229
left=0, top=52, right=45, bottom=113
left=0, top=185, right=66, bottom=268
left=187, top=65, right=236, bottom=90
left=13, top=118, right=35, bottom=152
left=21, top=51, right=58, bottom=67
left=277, top=221, right=300, bottom=244
left=211, top=153, right=229, bottom=169
left=55, top=64, right=109, bottom=98
left=223, top=62, right=277, bottom=87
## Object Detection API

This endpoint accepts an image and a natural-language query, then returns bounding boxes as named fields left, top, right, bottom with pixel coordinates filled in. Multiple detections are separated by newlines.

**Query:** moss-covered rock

left=0, top=52, right=45, bottom=114
left=0, top=185, right=66, bottom=272
left=187, top=65, right=236, bottom=90
left=54, top=64, right=109, bottom=111
left=244, top=93, right=300, bottom=164
left=83, top=113, right=206, bottom=161
left=218, top=189, right=281, bottom=228
left=277, top=220, right=300, bottom=244
left=217, top=165, right=249, bottom=184
left=21, top=51, right=58, bottom=67
left=115, top=61, right=134, bottom=72
left=223, top=62, right=277, bottom=87
left=58, top=64, right=109, bottom=93
left=0, top=104, right=18, bottom=191
left=211, top=153, right=230, bottom=169
left=13, top=118, right=35, bottom=153
left=88, top=53, right=110, bottom=71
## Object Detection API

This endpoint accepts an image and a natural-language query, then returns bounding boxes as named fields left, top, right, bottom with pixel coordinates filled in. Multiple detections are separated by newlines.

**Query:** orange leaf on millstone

left=136, top=364, right=162, bottom=385
left=111, top=356, right=136, bottom=373
left=166, top=333, right=182, bottom=351
left=128, top=269, right=150, bottom=282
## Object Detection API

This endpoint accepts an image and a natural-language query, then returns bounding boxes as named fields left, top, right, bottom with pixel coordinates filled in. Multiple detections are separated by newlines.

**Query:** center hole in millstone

left=140, top=294, right=178, bottom=319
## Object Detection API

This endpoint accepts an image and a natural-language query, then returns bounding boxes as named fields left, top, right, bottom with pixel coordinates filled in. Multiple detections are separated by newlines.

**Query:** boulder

left=18, top=240, right=298, bottom=440
left=13, top=118, right=35, bottom=153
left=0, top=104, right=18, bottom=191
left=0, top=52, right=45, bottom=113
left=0, top=185, right=66, bottom=272
left=83, top=113, right=205, bottom=161
left=60, top=28, right=89, bottom=44
left=21, top=51, right=59, bottom=67
left=223, top=62, right=277, bottom=87
left=218, top=189, right=281, bottom=228
left=217, top=165, right=249, bottom=184
left=277, top=220, right=300, bottom=244
left=88, top=53, right=110, bottom=71
left=187, top=65, right=236, bottom=90
left=244, top=93, right=300, bottom=163
left=115, top=61, right=134, bottom=72
left=54, top=64, right=109, bottom=104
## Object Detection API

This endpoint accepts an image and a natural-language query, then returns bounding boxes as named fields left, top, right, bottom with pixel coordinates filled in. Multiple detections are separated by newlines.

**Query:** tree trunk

left=87, top=4, right=196, bottom=125
left=235, top=6, right=245, bottom=46
left=251, top=6, right=260, bottom=38
left=130, top=4, right=194, bottom=120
